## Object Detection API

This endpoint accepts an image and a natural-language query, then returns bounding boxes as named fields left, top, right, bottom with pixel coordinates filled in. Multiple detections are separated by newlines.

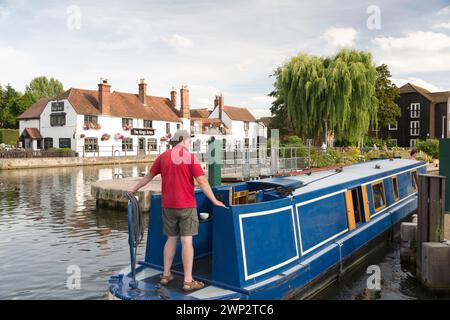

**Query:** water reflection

left=0, top=163, right=149, bottom=300
left=313, top=241, right=450, bottom=300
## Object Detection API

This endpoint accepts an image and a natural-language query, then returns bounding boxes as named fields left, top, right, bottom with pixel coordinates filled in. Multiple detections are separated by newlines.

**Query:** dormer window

left=51, top=101, right=64, bottom=112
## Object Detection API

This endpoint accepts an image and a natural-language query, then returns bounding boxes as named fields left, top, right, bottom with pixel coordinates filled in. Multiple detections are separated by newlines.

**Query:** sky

left=1, top=0, right=450, bottom=118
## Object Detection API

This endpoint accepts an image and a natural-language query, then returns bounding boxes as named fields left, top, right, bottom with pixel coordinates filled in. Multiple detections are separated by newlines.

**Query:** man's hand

left=212, top=199, right=226, bottom=207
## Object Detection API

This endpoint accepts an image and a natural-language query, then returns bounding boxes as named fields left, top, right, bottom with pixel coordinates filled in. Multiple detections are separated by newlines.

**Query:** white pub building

left=18, top=78, right=267, bottom=157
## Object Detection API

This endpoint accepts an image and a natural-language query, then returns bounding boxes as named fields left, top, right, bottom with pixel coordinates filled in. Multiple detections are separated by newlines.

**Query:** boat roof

left=276, top=159, right=425, bottom=196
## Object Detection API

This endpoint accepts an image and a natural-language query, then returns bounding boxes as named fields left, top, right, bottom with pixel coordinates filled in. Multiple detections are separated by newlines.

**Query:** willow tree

left=273, top=49, right=378, bottom=144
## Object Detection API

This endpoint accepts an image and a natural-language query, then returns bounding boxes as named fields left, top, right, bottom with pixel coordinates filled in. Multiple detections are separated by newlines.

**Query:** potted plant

left=80, top=134, right=85, bottom=139
left=101, top=133, right=110, bottom=141
left=114, top=133, right=124, bottom=141
left=95, top=123, right=101, bottom=130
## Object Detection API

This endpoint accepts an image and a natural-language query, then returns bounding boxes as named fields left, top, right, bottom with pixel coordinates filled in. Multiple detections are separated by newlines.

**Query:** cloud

left=373, top=31, right=450, bottom=51
left=437, top=6, right=450, bottom=15
left=391, top=77, right=445, bottom=92
left=0, top=7, right=8, bottom=20
left=434, top=22, right=450, bottom=29
left=323, top=27, right=358, bottom=47
left=164, top=34, right=194, bottom=50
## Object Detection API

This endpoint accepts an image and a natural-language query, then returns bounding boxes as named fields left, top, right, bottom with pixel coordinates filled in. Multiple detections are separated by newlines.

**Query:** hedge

left=0, top=129, right=19, bottom=145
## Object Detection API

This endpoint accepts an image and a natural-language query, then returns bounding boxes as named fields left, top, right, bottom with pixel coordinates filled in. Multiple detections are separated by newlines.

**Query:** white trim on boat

left=238, top=205, right=299, bottom=281
left=135, top=267, right=161, bottom=281
left=187, top=285, right=238, bottom=299
left=361, top=164, right=426, bottom=186
left=295, top=189, right=348, bottom=256
left=370, top=191, right=417, bottom=219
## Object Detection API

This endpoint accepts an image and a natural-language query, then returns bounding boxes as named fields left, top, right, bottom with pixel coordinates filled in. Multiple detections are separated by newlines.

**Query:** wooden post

left=417, top=174, right=446, bottom=276
left=439, top=138, right=450, bottom=212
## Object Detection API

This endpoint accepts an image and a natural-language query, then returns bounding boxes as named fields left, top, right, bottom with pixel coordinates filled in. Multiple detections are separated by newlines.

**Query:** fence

left=192, top=145, right=312, bottom=179
left=0, top=149, right=77, bottom=158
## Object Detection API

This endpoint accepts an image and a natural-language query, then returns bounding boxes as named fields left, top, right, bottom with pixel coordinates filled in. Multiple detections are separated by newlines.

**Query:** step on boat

left=108, top=158, right=426, bottom=300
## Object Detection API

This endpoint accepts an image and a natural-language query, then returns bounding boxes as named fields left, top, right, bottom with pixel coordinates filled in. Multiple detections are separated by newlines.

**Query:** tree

left=268, top=69, right=295, bottom=137
left=272, top=49, right=378, bottom=145
left=25, top=76, right=64, bottom=100
left=0, top=85, right=37, bottom=128
left=375, top=64, right=400, bottom=129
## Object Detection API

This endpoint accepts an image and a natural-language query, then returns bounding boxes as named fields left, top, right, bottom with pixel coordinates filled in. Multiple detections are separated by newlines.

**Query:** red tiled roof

left=20, top=88, right=182, bottom=122
left=21, top=128, right=43, bottom=139
left=223, top=105, right=256, bottom=122
left=190, top=108, right=210, bottom=118
left=258, top=116, right=272, bottom=127
left=17, top=97, right=51, bottom=120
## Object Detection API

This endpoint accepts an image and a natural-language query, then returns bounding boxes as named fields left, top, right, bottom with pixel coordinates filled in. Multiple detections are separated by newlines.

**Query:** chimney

left=217, top=94, right=224, bottom=120
left=138, top=78, right=147, bottom=105
left=180, top=85, right=190, bottom=119
left=170, top=87, right=177, bottom=108
left=98, top=78, right=111, bottom=115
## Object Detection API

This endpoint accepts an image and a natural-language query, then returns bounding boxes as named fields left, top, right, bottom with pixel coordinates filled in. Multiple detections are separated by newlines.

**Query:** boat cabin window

left=372, top=181, right=386, bottom=212
left=350, top=188, right=362, bottom=224
left=392, top=176, right=400, bottom=201
left=411, top=170, right=418, bottom=192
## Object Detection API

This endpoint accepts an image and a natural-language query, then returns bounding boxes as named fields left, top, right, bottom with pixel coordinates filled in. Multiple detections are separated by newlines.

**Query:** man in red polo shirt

left=131, top=130, right=225, bottom=292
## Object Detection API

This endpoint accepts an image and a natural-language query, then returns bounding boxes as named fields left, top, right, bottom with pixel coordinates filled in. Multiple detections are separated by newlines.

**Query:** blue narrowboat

left=108, top=158, right=426, bottom=300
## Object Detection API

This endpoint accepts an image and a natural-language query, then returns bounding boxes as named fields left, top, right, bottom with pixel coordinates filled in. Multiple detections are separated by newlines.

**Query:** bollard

left=416, top=174, right=446, bottom=277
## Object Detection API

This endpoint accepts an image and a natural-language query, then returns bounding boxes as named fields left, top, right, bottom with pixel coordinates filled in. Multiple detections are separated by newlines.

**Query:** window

left=193, top=140, right=201, bottom=152
left=166, top=123, right=170, bottom=134
left=194, top=122, right=200, bottom=134
left=388, top=122, right=398, bottom=130
left=410, top=121, right=420, bottom=136
left=411, top=170, right=418, bottom=192
left=222, top=138, right=226, bottom=150
left=371, top=181, right=386, bottom=212
left=84, top=138, right=98, bottom=153
left=50, top=114, right=66, bottom=126
left=392, top=176, right=400, bottom=201
left=244, top=121, right=249, bottom=131
left=59, top=138, right=71, bottom=149
left=44, top=138, right=53, bottom=150
left=410, top=139, right=417, bottom=148
left=84, top=115, right=98, bottom=124
left=410, top=103, right=420, bottom=118
left=51, top=101, right=64, bottom=112
left=177, top=123, right=181, bottom=130
left=143, top=120, right=153, bottom=128
left=122, top=118, right=133, bottom=127
left=147, top=138, right=157, bottom=151
left=122, top=138, right=133, bottom=151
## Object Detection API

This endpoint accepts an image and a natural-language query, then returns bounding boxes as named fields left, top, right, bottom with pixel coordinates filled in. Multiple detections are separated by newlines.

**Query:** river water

left=0, top=164, right=448, bottom=300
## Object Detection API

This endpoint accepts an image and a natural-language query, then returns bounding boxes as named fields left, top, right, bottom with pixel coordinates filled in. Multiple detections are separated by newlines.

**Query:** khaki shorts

left=162, top=208, right=199, bottom=237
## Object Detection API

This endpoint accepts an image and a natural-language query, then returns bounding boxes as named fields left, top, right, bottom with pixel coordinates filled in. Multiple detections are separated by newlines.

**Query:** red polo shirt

left=149, top=145, right=204, bottom=208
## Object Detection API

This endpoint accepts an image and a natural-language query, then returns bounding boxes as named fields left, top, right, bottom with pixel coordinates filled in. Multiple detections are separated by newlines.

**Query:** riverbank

left=0, top=155, right=156, bottom=170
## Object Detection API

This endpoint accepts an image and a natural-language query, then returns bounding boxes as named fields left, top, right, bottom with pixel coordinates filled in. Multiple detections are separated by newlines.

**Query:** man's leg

left=180, top=236, right=194, bottom=282
left=163, top=236, right=178, bottom=277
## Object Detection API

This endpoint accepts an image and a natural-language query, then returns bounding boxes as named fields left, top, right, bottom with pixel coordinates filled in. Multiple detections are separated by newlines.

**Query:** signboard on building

left=131, top=128, right=155, bottom=136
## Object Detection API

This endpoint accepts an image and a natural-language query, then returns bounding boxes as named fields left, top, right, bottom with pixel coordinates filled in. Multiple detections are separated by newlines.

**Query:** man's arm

left=131, top=173, right=155, bottom=193
left=195, top=175, right=226, bottom=207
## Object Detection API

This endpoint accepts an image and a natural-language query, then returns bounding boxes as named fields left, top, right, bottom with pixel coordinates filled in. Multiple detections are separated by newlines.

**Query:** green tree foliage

left=375, top=64, right=400, bottom=128
left=25, top=76, right=64, bottom=100
left=272, top=49, right=378, bottom=144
